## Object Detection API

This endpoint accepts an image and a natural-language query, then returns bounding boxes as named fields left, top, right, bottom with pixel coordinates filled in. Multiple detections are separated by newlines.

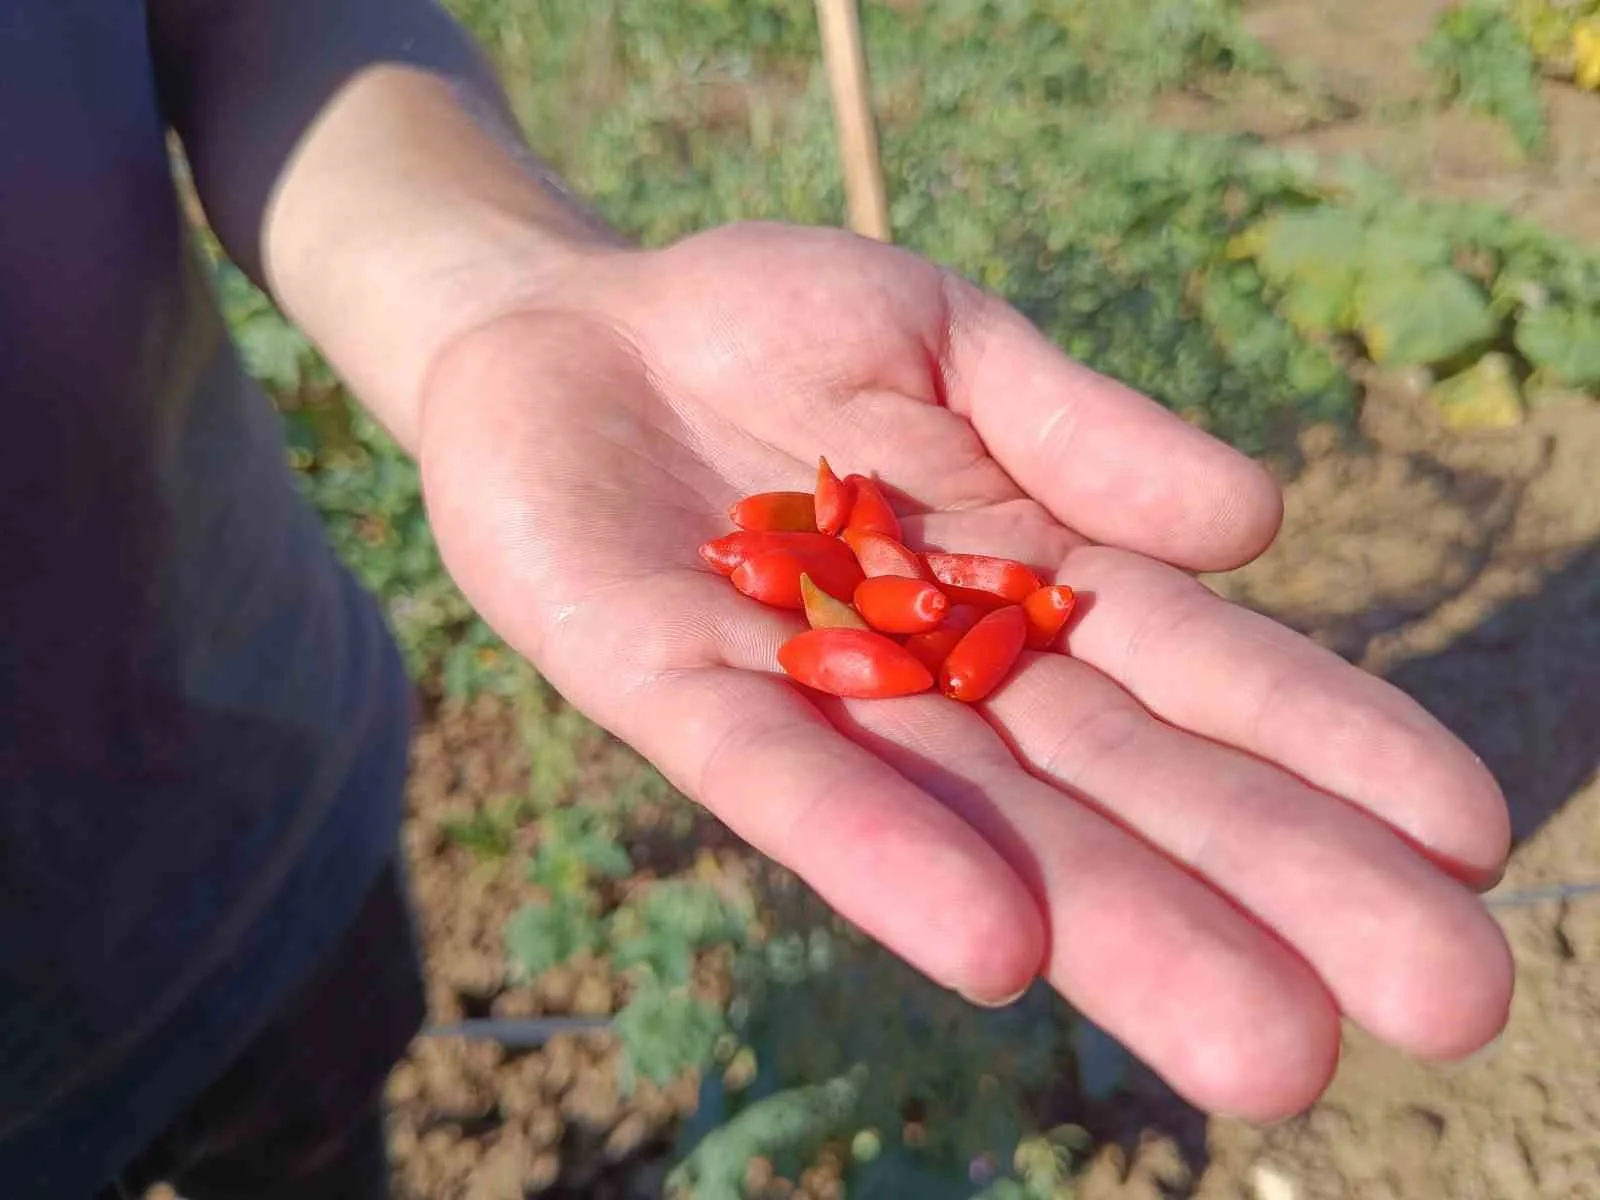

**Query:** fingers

left=940, top=277, right=1285, bottom=572
left=983, top=653, right=1515, bottom=1062
left=615, top=667, right=1046, bottom=1006
left=831, top=695, right=1340, bottom=1120
left=1050, top=544, right=1512, bottom=884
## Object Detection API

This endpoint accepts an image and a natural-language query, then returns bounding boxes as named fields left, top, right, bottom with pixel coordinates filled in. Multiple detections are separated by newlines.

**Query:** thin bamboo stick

left=814, top=0, right=892, bottom=241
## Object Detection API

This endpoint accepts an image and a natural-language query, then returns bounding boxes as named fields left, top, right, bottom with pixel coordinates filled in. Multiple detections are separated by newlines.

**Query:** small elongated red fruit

left=841, top=529, right=932, bottom=580
left=815, top=458, right=853, bottom=536
left=841, top=474, right=902, bottom=540
left=901, top=604, right=988, bottom=677
left=936, top=584, right=1013, bottom=611
left=940, top=604, right=1028, bottom=703
left=728, top=491, right=818, bottom=533
left=778, top=628, right=935, bottom=698
left=732, top=550, right=864, bottom=610
left=1022, top=584, right=1077, bottom=649
left=904, top=629, right=962, bottom=674
left=853, top=576, right=949, bottom=635
left=923, top=552, right=1042, bottom=607
left=800, top=573, right=869, bottom=630
left=700, top=530, right=856, bottom=576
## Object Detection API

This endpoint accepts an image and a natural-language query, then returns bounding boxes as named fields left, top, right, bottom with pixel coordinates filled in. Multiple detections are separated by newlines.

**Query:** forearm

left=149, top=0, right=624, bottom=452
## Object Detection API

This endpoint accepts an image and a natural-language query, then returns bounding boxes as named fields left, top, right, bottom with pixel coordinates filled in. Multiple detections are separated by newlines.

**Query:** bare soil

left=1074, top=2, right=1600, bottom=1195
left=386, top=695, right=711, bottom=1200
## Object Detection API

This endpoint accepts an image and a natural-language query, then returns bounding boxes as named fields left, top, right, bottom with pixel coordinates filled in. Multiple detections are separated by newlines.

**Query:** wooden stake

left=814, top=0, right=892, bottom=242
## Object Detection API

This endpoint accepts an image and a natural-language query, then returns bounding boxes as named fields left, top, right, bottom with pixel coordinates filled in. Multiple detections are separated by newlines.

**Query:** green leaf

left=1420, top=0, right=1547, bottom=155
left=578, top=836, right=634, bottom=881
left=1357, top=220, right=1454, bottom=274
left=666, top=1069, right=863, bottom=1194
left=1514, top=305, right=1600, bottom=389
left=612, top=880, right=750, bottom=986
left=615, top=982, right=729, bottom=1087
left=1238, top=207, right=1368, bottom=280
left=505, top=897, right=601, bottom=979
left=234, top=312, right=314, bottom=394
left=1233, top=208, right=1367, bottom=334
left=1355, top=267, right=1498, bottom=366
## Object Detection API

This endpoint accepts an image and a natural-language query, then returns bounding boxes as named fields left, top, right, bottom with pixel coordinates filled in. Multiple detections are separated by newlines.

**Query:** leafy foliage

left=611, top=879, right=752, bottom=986
left=1508, top=0, right=1600, bottom=87
left=614, top=978, right=731, bottom=1090
left=213, top=262, right=330, bottom=396
left=439, top=0, right=1347, bottom=454
left=505, top=805, right=631, bottom=978
left=504, top=893, right=605, bottom=978
left=442, top=797, right=529, bottom=859
left=1515, top=303, right=1600, bottom=390
left=718, top=906, right=1083, bottom=1192
left=1226, top=183, right=1600, bottom=405
left=1421, top=0, right=1547, bottom=155
left=667, top=1069, right=865, bottom=1199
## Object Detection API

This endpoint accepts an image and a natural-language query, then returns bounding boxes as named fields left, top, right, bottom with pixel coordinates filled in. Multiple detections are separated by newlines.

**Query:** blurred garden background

left=205, top=0, right=1600, bottom=1195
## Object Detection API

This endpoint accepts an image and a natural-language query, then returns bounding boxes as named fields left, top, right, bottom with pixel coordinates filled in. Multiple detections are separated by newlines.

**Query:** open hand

left=415, top=222, right=1513, bottom=1120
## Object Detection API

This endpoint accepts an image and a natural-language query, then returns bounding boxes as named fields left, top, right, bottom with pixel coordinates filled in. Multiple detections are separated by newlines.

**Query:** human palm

left=418, top=222, right=1512, bottom=1120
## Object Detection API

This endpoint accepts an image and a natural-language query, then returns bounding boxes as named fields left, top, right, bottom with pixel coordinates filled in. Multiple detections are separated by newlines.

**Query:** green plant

left=1509, top=0, right=1600, bottom=86
left=1421, top=0, right=1547, bottom=155
left=442, top=797, right=530, bottom=859
left=504, top=805, right=632, bottom=978
left=667, top=1068, right=866, bottom=1200
left=1224, top=183, right=1600, bottom=416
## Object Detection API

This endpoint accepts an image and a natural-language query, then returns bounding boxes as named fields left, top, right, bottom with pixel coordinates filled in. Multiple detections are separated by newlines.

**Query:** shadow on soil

left=1384, top=540, right=1600, bottom=845
left=1082, top=538, right=1600, bottom=1189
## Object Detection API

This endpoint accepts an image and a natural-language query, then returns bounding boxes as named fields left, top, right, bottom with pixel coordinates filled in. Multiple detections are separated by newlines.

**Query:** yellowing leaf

left=1430, top=353, right=1526, bottom=432
left=1574, top=19, right=1600, bottom=90
left=1231, top=208, right=1369, bottom=334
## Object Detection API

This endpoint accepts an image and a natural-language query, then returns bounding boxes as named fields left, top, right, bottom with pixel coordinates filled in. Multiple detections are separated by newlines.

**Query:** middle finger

left=826, top=692, right=1340, bottom=1120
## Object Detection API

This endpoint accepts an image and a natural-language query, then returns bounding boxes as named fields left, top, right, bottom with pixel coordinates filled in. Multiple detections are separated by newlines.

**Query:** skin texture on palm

left=416, top=222, right=1515, bottom=1121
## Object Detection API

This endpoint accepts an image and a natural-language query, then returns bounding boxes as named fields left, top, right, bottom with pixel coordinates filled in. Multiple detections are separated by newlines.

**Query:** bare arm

left=147, top=0, right=622, bottom=452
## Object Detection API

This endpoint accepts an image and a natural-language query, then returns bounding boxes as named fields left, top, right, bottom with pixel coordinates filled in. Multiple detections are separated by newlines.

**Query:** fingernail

left=959, top=980, right=1032, bottom=1009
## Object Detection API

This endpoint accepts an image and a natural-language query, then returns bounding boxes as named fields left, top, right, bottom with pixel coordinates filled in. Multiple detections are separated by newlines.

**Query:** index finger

left=940, top=277, right=1285, bottom=572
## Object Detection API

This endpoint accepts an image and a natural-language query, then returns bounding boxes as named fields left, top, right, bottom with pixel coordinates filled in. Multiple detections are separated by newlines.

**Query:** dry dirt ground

left=1109, top=3, right=1600, bottom=1196
left=1071, top=380, right=1600, bottom=1200
left=376, top=1, right=1600, bottom=1196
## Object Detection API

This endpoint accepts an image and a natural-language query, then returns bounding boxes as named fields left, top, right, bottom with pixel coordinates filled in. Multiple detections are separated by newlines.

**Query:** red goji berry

left=731, top=550, right=864, bottom=610
left=699, top=530, right=856, bottom=576
left=1022, top=584, right=1077, bottom=650
left=728, top=491, right=818, bottom=533
left=940, top=604, right=1028, bottom=703
left=923, top=552, right=1041, bottom=607
left=778, top=628, right=934, bottom=698
left=841, top=474, right=902, bottom=540
left=852, top=576, right=949, bottom=635
left=901, top=604, right=986, bottom=674
left=841, top=529, right=932, bottom=580
left=814, top=457, right=852, bottom=536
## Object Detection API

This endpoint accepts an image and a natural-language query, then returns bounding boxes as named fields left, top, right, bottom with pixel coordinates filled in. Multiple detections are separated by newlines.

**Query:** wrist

left=260, top=64, right=630, bottom=454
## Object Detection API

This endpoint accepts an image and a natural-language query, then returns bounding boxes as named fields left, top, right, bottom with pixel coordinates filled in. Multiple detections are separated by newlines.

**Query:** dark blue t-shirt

left=0, top=4, right=415, bottom=1193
